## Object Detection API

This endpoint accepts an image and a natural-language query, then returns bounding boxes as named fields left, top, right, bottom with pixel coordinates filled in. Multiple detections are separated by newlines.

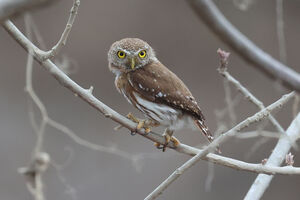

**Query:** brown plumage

left=108, top=38, right=215, bottom=150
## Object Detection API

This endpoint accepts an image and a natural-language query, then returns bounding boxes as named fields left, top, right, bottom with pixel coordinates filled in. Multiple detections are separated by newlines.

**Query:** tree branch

left=244, top=114, right=300, bottom=199
left=217, top=49, right=292, bottom=143
left=186, top=0, right=300, bottom=92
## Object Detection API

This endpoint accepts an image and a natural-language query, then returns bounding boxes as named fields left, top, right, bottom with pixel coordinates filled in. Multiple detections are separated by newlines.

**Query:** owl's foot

left=154, top=136, right=180, bottom=152
left=126, top=113, right=153, bottom=133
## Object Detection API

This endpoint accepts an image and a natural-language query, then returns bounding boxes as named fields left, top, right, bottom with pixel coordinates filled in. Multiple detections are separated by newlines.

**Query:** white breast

left=133, top=92, right=193, bottom=130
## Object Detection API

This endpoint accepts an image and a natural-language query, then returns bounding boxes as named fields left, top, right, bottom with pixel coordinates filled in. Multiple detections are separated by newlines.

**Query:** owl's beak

left=130, top=57, right=135, bottom=69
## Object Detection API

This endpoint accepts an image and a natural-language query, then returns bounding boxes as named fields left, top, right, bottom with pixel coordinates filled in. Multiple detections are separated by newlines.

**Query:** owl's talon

left=136, top=120, right=145, bottom=130
left=144, top=127, right=151, bottom=133
left=127, top=113, right=139, bottom=123
left=170, top=136, right=180, bottom=146
left=154, top=142, right=160, bottom=148
left=154, top=142, right=164, bottom=150
left=126, top=113, right=154, bottom=134
left=164, top=134, right=171, bottom=151
left=130, top=131, right=137, bottom=136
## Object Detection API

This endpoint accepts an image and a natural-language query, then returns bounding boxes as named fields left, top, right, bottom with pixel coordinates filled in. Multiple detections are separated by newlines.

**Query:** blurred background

left=0, top=0, right=300, bottom=199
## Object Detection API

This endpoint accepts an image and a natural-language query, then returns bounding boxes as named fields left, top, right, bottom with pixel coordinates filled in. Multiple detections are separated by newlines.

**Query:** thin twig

left=236, top=130, right=280, bottom=139
left=47, top=118, right=137, bottom=161
left=38, top=0, right=80, bottom=60
left=217, top=49, right=285, bottom=134
left=217, top=48, right=297, bottom=150
left=276, top=0, right=287, bottom=63
left=22, top=0, right=79, bottom=60
left=22, top=16, right=47, bottom=200
left=223, top=79, right=237, bottom=126
left=293, top=94, right=299, bottom=118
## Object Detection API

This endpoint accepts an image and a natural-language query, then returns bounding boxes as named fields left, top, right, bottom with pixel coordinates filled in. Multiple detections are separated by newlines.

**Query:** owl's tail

left=194, top=119, right=221, bottom=153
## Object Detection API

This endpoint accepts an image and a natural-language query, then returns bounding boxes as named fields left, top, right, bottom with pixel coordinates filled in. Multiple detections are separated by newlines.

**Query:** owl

left=108, top=38, right=215, bottom=151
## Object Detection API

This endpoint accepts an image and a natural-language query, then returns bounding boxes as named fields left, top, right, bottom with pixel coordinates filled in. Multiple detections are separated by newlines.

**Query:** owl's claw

left=126, top=113, right=152, bottom=134
left=154, top=136, right=180, bottom=152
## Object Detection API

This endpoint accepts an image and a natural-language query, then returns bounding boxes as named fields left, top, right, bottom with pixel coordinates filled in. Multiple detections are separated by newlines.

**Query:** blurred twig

left=236, top=130, right=280, bottom=139
left=21, top=15, right=47, bottom=200
left=186, top=0, right=300, bottom=92
left=223, top=79, right=237, bottom=126
left=276, top=0, right=287, bottom=63
left=293, top=95, right=300, bottom=118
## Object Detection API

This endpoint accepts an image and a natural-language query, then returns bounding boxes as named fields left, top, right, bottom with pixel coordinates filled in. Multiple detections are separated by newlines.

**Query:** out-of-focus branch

left=244, top=113, right=300, bottom=200
left=276, top=0, right=287, bottom=63
left=20, top=16, right=47, bottom=200
left=0, top=0, right=56, bottom=23
left=235, top=130, right=280, bottom=139
left=18, top=152, right=50, bottom=200
left=186, top=0, right=300, bottom=92
left=3, top=20, right=300, bottom=179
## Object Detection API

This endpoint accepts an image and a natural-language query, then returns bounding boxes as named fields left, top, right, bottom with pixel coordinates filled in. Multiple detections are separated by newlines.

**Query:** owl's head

left=108, top=38, right=157, bottom=75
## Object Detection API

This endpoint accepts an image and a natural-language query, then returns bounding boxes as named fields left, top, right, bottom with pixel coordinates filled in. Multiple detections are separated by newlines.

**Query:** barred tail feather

left=194, top=119, right=221, bottom=153
left=194, top=119, right=214, bottom=142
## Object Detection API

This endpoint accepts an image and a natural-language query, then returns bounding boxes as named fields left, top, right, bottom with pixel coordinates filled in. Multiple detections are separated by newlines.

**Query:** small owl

left=108, top=38, right=215, bottom=151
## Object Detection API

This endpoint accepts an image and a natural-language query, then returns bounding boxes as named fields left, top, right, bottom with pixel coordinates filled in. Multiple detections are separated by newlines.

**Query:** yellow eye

left=117, top=51, right=126, bottom=59
left=138, top=50, right=146, bottom=58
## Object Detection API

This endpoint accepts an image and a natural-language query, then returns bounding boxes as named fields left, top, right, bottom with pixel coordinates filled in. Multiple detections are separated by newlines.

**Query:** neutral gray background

left=0, top=0, right=299, bottom=199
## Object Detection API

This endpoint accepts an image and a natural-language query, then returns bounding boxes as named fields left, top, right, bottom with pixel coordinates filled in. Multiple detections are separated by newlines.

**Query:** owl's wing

left=127, top=61, right=205, bottom=121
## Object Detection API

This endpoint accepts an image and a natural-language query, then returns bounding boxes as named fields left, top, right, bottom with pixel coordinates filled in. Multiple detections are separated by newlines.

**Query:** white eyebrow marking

left=117, top=48, right=131, bottom=55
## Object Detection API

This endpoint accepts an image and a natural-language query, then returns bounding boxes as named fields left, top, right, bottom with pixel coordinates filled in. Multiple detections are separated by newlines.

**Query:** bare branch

left=217, top=49, right=287, bottom=138
left=186, top=0, right=300, bottom=92
left=38, top=0, right=80, bottom=60
left=223, top=79, right=237, bottom=126
left=236, top=130, right=280, bottom=139
left=22, top=15, right=48, bottom=200
left=276, top=0, right=287, bottom=63
left=47, top=118, right=137, bottom=161
left=18, top=152, right=50, bottom=200
left=293, top=94, right=300, bottom=117
left=244, top=113, right=300, bottom=200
